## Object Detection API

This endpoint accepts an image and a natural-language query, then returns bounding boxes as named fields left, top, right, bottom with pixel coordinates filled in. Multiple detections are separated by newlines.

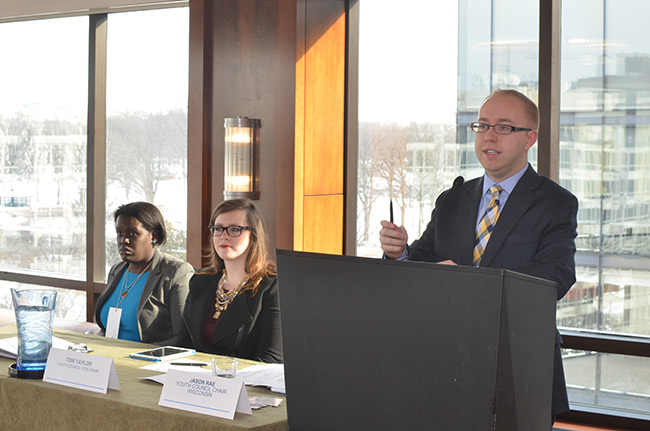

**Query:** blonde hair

left=203, top=199, right=275, bottom=296
left=487, top=89, right=539, bottom=131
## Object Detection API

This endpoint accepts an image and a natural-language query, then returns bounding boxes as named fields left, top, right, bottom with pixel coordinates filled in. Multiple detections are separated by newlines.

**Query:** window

left=357, top=0, right=650, bottom=421
left=356, top=0, right=460, bottom=257
left=558, top=1, right=650, bottom=416
left=0, top=17, right=88, bottom=278
left=0, top=6, right=189, bottom=321
left=0, top=280, right=86, bottom=321
left=105, top=8, right=189, bottom=271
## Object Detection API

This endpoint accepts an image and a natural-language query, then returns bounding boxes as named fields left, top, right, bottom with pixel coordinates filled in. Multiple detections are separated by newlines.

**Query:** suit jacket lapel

left=185, top=272, right=256, bottom=347
left=95, top=261, right=127, bottom=328
left=137, top=248, right=164, bottom=315
left=480, top=166, right=540, bottom=267
left=185, top=273, right=218, bottom=345
left=211, top=294, right=253, bottom=345
left=459, top=179, right=483, bottom=265
left=210, top=277, right=273, bottom=346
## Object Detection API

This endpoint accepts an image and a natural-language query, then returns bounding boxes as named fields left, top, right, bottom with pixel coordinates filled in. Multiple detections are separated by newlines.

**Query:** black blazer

left=181, top=272, right=283, bottom=364
left=409, top=164, right=578, bottom=416
left=95, top=248, right=194, bottom=345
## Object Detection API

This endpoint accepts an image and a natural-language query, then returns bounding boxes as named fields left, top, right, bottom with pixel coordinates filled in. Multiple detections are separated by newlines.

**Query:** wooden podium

left=276, top=250, right=557, bottom=430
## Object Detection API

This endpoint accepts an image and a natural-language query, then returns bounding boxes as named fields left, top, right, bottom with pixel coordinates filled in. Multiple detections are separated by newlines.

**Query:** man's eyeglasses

left=209, top=225, right=251, bottom=237
left=471, top=122, right=532, bottom=135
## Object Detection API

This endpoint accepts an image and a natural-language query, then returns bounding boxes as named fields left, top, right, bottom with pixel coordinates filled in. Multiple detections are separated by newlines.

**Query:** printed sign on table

left=159, top=369, right=252, bottom=420
left=43, top=348, right=120, bottom=394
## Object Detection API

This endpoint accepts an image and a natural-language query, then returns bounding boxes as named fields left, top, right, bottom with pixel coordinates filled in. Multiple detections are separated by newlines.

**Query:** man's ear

left=525, top=130, right=538, bottom=150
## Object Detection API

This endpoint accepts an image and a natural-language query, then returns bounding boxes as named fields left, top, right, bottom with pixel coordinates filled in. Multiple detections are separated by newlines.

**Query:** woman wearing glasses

left=96, top=202, right=194, bottom=344
left=180, top=199, right=282, bottom=363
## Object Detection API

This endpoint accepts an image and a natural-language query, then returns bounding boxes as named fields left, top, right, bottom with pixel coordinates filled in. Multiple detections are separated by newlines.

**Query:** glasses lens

left=210, top=226, right=224, bottom=236
left=471, top=122, right=487, bottom=133
left=227, top=227, right=242, bottom=237
left=494, top=124, right=513, bottom=135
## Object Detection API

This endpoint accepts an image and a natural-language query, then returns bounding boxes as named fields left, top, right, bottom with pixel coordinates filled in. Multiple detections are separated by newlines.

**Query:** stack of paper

left=237, top=364, right=285, bottom=394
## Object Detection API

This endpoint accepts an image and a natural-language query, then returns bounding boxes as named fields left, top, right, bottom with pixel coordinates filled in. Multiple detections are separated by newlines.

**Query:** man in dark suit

left=379, top=89, right=578, bottom=419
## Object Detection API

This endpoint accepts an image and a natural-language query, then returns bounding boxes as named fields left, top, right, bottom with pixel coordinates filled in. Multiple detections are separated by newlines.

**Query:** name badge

left=105, top=307, right=122, bottom=339
left=43, top=348, right=121, bottom=394
left=159, top=369, right=252, bottom=420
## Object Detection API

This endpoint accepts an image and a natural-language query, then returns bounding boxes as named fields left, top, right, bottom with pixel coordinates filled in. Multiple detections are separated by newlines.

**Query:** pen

left=170, top=362, right=209, bottom=367
left=390, top=200, right=394, bottom=224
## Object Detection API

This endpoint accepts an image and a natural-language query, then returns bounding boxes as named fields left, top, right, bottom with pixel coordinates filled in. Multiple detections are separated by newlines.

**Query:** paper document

left=0, top=336, right=75, bottom=360
left=140, top=358, right=209, bottom=373
left=237, top=364, right=285, bottom=394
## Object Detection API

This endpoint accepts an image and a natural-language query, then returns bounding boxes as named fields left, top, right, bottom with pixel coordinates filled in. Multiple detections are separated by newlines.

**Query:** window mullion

left=86, top=14, right=108, bottom=322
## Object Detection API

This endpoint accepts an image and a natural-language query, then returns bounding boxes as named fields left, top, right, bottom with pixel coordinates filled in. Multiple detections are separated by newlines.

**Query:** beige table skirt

left=0, top=325, right=287, bottom=431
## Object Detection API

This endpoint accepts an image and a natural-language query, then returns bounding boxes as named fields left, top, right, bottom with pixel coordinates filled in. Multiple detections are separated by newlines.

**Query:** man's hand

left=379, top=221, right=408, bottom=259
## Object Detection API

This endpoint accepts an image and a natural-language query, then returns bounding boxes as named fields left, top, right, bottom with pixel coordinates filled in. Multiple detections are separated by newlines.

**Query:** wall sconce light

left=224, top=117, right=260, bottom=200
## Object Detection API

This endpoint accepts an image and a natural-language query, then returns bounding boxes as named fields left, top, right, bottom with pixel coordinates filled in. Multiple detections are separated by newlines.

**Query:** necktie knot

left=489, top=185, right=503, bottom=205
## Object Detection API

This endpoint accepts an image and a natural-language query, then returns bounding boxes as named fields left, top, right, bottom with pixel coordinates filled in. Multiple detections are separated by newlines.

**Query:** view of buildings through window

left=357, top=0, right=650, bottom=415
left=0, top=17, right=88, bottom=279
left=0, top=8, right=189, bottom=320
left=0, top=17, right=89, bottom=319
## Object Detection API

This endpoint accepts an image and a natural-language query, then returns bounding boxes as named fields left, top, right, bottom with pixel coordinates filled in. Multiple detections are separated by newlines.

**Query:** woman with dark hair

left=95, top=202, right=194, bottom=344
left=181, top=199, right=282, bottom=363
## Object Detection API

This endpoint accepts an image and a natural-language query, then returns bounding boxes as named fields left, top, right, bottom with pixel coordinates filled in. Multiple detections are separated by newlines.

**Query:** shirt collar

left=482, top=163, right=529, bottom=196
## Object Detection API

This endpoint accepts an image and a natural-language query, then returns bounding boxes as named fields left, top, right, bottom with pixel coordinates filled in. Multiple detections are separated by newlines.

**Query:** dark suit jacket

left=409, top=164, right=578, bottom=415
left=180, top=272, right=283, bottom=364
left=95, top=248, right=194, bottom=345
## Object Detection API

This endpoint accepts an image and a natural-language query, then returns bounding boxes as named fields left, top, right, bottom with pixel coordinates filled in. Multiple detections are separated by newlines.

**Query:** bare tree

left=357, top=123, right=384, bottom=243
left=375, top=123, right=410, bottom=224
left=106, top=110, right=187, bottom=202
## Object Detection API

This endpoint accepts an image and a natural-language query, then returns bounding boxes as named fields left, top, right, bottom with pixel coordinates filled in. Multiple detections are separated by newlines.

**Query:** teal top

left=99, top=270, right=149, bottom=342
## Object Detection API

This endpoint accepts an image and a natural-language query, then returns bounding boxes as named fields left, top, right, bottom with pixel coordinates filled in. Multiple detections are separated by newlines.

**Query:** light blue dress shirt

left=476, top=164, right=528, bottom=229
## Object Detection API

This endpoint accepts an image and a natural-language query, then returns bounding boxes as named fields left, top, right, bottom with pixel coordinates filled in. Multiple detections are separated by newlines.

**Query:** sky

left=0, top=8, right=189, bottom=119
left=0, top=3, right=458, bottom=123
left=358, top=0, right=459, bottom=123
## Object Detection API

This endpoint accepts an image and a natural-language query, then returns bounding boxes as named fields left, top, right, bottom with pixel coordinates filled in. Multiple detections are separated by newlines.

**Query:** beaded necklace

left=213, top=271, right=247, bottom=319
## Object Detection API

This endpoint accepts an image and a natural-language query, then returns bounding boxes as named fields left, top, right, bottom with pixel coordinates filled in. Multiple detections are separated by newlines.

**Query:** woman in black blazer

left=181, top=199, right=282, bottom=363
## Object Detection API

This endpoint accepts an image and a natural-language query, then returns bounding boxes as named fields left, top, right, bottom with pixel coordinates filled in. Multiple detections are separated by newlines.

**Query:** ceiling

left=0, top=0, right=185, bottom=21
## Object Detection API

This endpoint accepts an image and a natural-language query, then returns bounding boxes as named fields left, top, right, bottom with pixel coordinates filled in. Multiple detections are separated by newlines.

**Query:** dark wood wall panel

left=189, top=0, right=346, bottom=261
left=188, top=0, right=296, bottom=267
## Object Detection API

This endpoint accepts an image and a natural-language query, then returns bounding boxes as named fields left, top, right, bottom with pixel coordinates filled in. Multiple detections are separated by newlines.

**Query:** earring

left=152, top=239, right=157, bottom=244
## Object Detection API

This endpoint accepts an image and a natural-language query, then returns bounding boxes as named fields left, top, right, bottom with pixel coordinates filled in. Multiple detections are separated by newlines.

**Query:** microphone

left=407, top=175, right=464, bottom=258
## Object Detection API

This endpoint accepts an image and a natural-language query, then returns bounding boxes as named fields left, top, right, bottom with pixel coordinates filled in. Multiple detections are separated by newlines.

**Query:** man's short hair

left=487, top=89, right=540, bottom=131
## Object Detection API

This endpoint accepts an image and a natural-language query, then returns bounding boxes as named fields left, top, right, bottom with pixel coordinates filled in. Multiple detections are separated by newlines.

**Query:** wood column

left=294, top=0, right=346, bottom=254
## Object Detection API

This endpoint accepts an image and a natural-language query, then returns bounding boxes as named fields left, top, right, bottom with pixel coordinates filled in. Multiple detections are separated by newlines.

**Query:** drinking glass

left=11, top=288, right=57, bottom=371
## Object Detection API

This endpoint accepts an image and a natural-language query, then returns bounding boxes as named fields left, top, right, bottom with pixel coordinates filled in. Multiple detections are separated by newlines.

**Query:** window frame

left=346, top=0, right=650, bottom=426
left=0, top=3, right=189, bottom=322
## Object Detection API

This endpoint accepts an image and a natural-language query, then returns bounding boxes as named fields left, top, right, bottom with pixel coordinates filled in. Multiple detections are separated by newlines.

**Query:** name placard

left=43, top=348, right=121, bottom=394
left=159, top=369, right=252, bottom=420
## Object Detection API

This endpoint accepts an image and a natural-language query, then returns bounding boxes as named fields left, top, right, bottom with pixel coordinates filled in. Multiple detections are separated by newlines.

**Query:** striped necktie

left=473, top=185, right=504, bottom=267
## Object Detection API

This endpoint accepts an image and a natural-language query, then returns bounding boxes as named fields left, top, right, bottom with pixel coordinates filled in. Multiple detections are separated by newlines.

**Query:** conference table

left=0, top=325, right=287, bottom=431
